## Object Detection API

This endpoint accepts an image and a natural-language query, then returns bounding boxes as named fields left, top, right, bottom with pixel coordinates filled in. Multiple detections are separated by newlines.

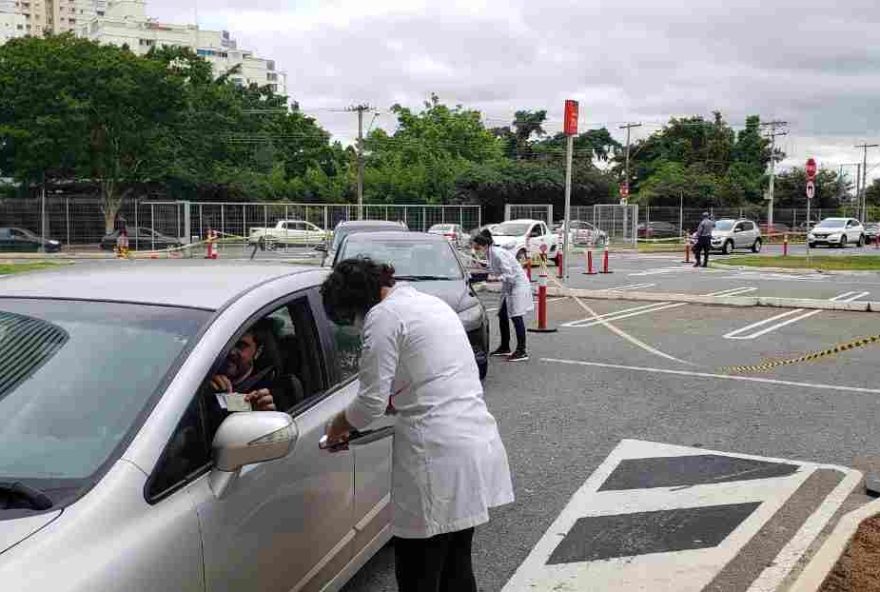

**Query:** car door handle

left=319, top=426, right=395, bottom=452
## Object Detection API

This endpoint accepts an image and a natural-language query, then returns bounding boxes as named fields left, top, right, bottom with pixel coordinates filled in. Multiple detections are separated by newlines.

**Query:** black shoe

left=702, top=263, right=708, bottom=267
left=509, top=351, right=529, bottom=362
left=490, top=347, right=512, bottom=357
left=693, top=263, right=700, bottom=268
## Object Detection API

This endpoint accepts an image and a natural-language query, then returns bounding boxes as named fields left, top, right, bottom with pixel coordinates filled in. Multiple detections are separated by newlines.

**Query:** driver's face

left=221, top=332, right=258, bottom=381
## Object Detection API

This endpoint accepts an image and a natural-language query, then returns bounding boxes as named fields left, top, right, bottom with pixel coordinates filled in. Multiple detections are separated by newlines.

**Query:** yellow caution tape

left=723, top=334, right=880, bottom=374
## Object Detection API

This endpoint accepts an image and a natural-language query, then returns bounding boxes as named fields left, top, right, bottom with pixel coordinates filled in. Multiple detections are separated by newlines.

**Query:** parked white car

left=491, top=219, right=560, bottom=265
left=710, top=218, right=762, bottom=254
left=248, top=220, right=329, bottom=246
left=553, top=220, right=607, bottom=247
left=428, top=223, right=468, bottom=248
left=808, top=218, right=866, bottom=248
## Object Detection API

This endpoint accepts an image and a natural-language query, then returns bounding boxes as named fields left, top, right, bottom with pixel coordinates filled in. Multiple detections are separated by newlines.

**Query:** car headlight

left=48, top=240, right=60, bottom=245
left=458, top=304, right=485, bottom=329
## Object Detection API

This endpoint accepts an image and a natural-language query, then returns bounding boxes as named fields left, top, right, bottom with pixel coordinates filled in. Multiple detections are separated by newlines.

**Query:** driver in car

left=209, top=321, right=277, bottom=412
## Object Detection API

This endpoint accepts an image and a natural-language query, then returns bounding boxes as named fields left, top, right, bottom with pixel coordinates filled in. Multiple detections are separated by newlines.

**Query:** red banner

left=564, top=100, right=579, bottom=136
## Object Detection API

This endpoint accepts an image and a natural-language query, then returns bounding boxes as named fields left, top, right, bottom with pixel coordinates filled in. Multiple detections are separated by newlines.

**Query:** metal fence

left=504, top=204, right=554, bottom=223
left=0, top=198, right=482, bottom=249
left=639, top=205, right=880, bottom=235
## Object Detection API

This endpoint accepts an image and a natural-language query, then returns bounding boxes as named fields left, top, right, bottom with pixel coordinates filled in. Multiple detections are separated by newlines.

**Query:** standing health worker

left=321, top=258, right=514, bottom=592
left=472, top=229, right=533, bottom=362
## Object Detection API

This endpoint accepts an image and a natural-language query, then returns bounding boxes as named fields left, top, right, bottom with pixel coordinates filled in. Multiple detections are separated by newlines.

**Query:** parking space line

left=564, top=287, right=756, bottom=329
left=541, top=358, right=880, bottom=395
left=724, top=292, right=870, bottom=340
left=610, top=282, right=657, bottom=291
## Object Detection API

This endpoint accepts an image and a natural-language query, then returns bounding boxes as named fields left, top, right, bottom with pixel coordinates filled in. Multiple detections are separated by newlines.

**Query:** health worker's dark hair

left=321, top=257, right=396, bottom=325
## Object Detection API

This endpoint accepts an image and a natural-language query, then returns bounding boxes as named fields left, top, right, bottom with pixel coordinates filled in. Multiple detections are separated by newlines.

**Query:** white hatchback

left=808, top=218, right=866, bottom=248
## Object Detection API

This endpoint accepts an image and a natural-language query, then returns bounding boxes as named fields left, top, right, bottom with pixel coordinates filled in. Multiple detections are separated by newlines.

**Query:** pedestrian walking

left=472, top=229, right=533, bottom=362
left=693, top=212, right=714, bottom=268
left=321, top=258, right=514, bottom=592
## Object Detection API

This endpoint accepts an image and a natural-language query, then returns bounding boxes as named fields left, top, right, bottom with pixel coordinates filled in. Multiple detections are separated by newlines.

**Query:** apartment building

left=78, top=0, right=286, bottom=94
left=0, top=0, right=26, bottom=43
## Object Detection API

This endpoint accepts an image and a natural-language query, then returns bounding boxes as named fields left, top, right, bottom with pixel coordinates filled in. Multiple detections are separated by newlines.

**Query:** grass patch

left=723, top=255, right=880, bottom=271
left=0, top=261, right=66, bottom=275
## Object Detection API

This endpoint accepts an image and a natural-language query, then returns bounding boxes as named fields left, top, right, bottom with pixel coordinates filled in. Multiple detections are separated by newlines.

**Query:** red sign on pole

left=806, top=158, right=817, bottom=181
left=564, top=100, right=579, bottom=136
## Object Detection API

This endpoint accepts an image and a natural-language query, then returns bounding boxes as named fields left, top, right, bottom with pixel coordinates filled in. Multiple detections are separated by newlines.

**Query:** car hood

left=401, top=280, right=478, bottom=313
left=0, top=510, right=61, bottom=554
left=711, top=230, right=733, bottom=238
left=493, top=237, right=518, bottom=249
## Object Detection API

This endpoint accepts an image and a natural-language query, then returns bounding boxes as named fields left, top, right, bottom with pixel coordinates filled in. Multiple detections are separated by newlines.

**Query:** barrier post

left=682, top=241, right=691, bottom=264
left=205, top=229, right=218, bottom=259
left=783, top=234, right=788, bottom=257
left=875, top=235, right=879, bottom=250
left=528, top=262, right=557, bottom=333
left=557, top=250, right=564, bottom=279
left=582, top=249, right=597, bottom=275
left=599, top=244, right=613, bottom=274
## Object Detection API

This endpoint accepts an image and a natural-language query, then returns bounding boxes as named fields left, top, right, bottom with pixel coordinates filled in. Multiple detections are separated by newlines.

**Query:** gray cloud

left=146, top=0, right=880, bottom=174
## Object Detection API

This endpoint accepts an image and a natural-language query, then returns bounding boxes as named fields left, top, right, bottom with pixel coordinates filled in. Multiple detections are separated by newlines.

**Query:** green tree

left=773, top=167, right=844, bottom=209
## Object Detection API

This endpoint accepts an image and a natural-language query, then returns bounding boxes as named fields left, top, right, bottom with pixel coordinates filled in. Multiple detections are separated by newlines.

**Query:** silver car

left=710, top=218, right=763, bottom=254
left=0, top=262, right=392, bottom=592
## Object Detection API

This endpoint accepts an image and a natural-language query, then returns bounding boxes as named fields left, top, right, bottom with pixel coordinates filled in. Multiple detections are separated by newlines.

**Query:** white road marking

left=564, top=287, right=757, bottom=329
left=724, top=291, right=870, bottom=340
left=541, top=357, right=880, bottom=395
left=502, top=439, right=861, bottom=592
left=608, top=282, right=657, bottom=291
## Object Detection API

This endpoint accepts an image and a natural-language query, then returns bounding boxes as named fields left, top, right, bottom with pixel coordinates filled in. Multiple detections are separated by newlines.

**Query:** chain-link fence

left=0, top=198, right=483, bottom=251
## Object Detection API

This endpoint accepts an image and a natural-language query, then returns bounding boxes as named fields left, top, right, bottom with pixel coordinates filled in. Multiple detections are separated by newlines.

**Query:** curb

left=713, top=261, right=880, bottom=277
left=482, top=283, right=880, bottom=313
left=788, top=499, right=880, bottom=591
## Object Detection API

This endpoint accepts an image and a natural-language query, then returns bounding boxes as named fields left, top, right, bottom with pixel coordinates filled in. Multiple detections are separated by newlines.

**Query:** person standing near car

left=693, top=212, right=714, bottom=268
left=472, top=229, right=532, bottom=362
left=321, top=258, right=514, bottom=592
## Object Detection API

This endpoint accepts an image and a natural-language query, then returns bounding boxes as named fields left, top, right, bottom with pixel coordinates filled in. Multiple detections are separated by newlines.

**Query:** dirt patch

left=821, top=514, right=880, bottom=591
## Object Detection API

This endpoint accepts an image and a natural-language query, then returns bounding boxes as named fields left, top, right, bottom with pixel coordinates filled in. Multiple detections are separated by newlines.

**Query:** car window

left=147, top=295, right=328, bottom=501
left=339, top=238, right=463, bottom=280
left=0, top=229, right=10, bottom=239
left=529, top=225, right=542, bottom=238
left=745, top=222, right=755, bottom=231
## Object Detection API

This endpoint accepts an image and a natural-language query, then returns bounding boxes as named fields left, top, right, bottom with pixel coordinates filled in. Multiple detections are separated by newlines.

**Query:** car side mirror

left=209, top=412, right=297, bottom=498
left=314, top=243, right=327, bottom=252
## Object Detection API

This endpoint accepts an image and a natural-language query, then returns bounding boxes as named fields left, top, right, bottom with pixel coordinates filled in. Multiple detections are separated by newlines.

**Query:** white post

left=40, top=183, right=46, bottom=253
left=563, top=134, right=574, bottom=283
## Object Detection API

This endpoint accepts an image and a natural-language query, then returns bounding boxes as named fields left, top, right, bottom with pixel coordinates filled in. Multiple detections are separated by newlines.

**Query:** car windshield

left=0, top=299, right=209, bottom=488
left=816, top=219, right=846, bottom=229
left=339, top=238, right=463, bottom=280
left=714, top=221, right=734, bottom=231
left=493, top=222, right=531, bottom=236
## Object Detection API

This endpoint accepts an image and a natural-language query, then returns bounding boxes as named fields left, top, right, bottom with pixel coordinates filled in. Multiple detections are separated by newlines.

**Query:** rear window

left=0, top=299, right=209, bottom=487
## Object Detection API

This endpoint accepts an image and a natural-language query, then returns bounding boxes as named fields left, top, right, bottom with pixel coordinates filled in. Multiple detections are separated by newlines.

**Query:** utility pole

left=761, top=121, right=788, bottom=230
left=348, top=104, right=372, bottom=220
left=619, top=122, right=641, bottom=243
left=855, top=142, right=878, bottom=221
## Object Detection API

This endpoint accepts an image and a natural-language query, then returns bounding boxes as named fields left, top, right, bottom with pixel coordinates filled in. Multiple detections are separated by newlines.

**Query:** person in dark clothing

left=693, top=212, right=715, bottom=268
left=209, top=321, right=279, bottom=412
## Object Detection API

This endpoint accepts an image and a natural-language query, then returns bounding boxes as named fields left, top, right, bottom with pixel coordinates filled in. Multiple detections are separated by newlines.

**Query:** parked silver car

left=710, top=218, right=762, bottom=254
left=0, top=262, right=391, bottom=592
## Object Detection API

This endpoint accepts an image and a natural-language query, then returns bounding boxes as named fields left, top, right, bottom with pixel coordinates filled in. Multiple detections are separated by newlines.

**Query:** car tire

left=839, top=236, right=847, bottom=248
left=858, top=234, right=865, bottom=247
left=722, top=240, right=733, bottom=255
left=751, top=239, right=762, bottom=253
left=808, top=242, right=816, bottom=249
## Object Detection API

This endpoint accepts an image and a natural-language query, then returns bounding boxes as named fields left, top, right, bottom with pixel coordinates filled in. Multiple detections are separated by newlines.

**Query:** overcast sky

left=148, top=0, right=880, bottom=181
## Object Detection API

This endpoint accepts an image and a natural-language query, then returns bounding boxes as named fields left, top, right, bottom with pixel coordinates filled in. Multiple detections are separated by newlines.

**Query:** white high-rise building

left=0, top=0, right=25, bottom=43
left=7, top=0, right=91, bottom=37
left=77, top=0, right=286, bottom=95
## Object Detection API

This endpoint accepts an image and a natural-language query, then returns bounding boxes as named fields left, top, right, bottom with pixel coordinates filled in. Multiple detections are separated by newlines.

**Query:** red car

left=757, top=223, right=791, bottom=235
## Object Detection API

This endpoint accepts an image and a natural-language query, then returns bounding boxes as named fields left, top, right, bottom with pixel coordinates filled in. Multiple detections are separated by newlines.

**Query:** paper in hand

left=224, top=393, right=253, bottom=412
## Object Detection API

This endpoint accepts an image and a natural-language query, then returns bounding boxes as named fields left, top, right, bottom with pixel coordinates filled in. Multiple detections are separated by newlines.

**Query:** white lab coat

left=345, top=284, right=515, bottom=539
left=488, top=245, right=534, bottom=318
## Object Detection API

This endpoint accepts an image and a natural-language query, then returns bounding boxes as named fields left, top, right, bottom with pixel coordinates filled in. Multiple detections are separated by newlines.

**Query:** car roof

left=504, top=219, right=544, bottom=224
left=0, top=261, right=319, bottom=310
left=342, top=231, right=446, bottom=244
left=335, top=220, right=406, bottom=229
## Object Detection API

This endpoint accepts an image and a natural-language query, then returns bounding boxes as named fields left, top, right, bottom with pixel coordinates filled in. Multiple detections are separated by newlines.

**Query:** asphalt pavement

left=343, top=256, right=880, bottom=592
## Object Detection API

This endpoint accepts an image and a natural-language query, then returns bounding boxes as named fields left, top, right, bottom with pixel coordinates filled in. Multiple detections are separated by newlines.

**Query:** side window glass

left=148, top=394, right=210, bottom=501
left=529, top=225, right=541, bottom=238
left=331, top=323, right=362, bottom=383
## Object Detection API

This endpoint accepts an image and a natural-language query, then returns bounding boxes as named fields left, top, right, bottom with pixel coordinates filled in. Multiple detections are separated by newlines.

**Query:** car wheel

left=808, top=242, right=816, bottom=249
left=722, top=240, right=733, bottom=255
left=858, top=234, right=865, bottom=247
left=751, top=239, right=762, bottom=253
left=839, top=236, right=847, bottom=248
left=516, top=249, right=528, bottom=265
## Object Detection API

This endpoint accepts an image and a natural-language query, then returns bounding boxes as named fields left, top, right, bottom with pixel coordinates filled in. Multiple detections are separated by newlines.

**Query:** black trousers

left=498, top=300, right=526, bottom=353
left=694, top=236, right=711, bottom=266
left=394, top=528, right=477, bottom=592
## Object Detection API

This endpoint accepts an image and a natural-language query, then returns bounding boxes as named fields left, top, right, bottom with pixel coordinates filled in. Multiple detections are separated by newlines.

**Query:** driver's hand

left=246, top=389, right=275, bottom=411
left=210, top=374, right=233, bottom=393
